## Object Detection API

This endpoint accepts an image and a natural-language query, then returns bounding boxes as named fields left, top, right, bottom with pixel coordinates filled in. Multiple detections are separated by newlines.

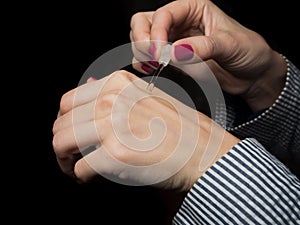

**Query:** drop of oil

left=146, top=82, right=155, bottom=92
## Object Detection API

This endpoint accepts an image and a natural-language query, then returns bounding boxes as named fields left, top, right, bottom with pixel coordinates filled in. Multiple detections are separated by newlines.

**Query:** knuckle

left=113, top=70, right=135, bottom=82
left=52, top=119, right=60, bottom=134
left=52, top=132, right=65, bottom=156
left=59, top=91, right=73, bottom=114
left=104, top=70, right=138, bottom=93
left=131, top=62, right=141, bottom=73
left=97, top=91, right=120, bottom=110
left=131, top=12, right=143, bottom=24
left=52, top=133, right=61, bottom=153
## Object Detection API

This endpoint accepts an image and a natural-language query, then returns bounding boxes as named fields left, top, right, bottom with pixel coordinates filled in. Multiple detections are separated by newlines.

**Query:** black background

left=15, top=1, right=299, bottom=224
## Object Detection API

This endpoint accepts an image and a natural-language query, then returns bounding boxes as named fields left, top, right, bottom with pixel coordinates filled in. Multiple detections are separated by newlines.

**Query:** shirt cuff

left=173, top=138, right=300, bottom=225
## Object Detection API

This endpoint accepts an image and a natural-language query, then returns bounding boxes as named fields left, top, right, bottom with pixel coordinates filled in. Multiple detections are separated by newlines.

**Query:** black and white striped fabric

left=173, top=57, right=300, bottom=225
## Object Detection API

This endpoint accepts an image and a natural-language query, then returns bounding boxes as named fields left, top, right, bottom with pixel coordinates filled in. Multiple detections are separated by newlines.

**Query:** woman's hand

left=130, top=0, right=287, bottom=112
left=52, top=70, right=239, bottom=191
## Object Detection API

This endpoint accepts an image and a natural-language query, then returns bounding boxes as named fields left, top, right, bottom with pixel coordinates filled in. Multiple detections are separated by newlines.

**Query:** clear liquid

left=146, top=64, right=165, bottom=92
left=146, top=82, right=155, bottom=92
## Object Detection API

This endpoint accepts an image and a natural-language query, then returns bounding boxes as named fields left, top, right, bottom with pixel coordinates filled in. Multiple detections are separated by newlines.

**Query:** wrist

left=184, top=113, right=240, bottom=190
left=244, top=51, right=287, bottom=112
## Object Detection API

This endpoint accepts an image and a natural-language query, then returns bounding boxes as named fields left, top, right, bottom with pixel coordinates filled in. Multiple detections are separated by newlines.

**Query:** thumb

left=171, top=34, right=230, bottom=64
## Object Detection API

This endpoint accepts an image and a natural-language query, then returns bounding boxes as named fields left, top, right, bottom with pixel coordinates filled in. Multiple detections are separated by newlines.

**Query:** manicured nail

left=87, top=76, right=97, bottom=82
left=148, top=43, right=157, bottom=59
left=148, top=60, right=159, bottom=67
left=141, top=64, right=153, bottom=73
left=174, top=44, right=194, bottom=61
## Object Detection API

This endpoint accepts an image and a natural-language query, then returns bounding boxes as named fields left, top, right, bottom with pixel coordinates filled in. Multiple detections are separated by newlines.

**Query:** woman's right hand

left=130, top=0, right=287, bottom=112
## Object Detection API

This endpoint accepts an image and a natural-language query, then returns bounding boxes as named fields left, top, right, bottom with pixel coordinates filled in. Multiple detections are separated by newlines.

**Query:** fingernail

left=87, top=76, right=97, bottom=82
left=141, top=64, right=153, bottom=73
left=148, top=43, right=157, bottom=59
left=174, top=44, right=194, bottom=61
left=149, top=60, right=159, bottom=67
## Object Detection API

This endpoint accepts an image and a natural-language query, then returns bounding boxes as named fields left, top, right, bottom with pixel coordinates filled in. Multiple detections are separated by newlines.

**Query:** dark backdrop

left=21, top=1, right=299, bottom=224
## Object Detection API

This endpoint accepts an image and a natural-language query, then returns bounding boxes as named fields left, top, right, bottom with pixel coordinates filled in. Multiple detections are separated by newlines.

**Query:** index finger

left=130, top=11, right=154, bottom=57
left=130, top=11, right=153, bottom=43
left=150, top=0, right=195, bottom=58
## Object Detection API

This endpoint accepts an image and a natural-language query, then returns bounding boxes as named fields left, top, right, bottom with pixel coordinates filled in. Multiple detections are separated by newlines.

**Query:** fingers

left=130, top=11, right=153, bottom=43
left=74, top=143, right=164, bottom=184
left=130, top=0, right=235, bottom=67
left=73, top=154, right=99, bottom=183
left=129, top=0, right=194, bottom=68
left=74, top=144, right=138, bottom=184
left=150, top=0, right=191, bottom=42
left=53, top=120, right=102, bottom=156
left=130, top=1, right=193, bottom=60
left=53, top=71, right=145, bottom=180
left=130, top=40, right=158, bottom=73
left=74, top=145, right=118, bottom=183
left=149, top=0, right=197, bottom=42
left=53, top=101, right=96, bottom=133
left=130, top=12, right=154, bottom=62
left=170, top=36, right=214, bottom=64
left=54, top=71, right=142, bottom=152
left=53, top=114, right=113, bottom=181
left=132, top=57, right=158, bottom=75
left=171, top=33, right=234, bottom=64
left=56, top=153, right=82, bottom=179
left=57, top=76, right=110, bottom=116
left=53, top=76, right=101, bottom=132
left=58, top=71, right=140, bottom=116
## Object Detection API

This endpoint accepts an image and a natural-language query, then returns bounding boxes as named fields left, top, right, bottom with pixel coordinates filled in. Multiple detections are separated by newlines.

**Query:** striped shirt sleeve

left=173, top=138, right=300, bottom=225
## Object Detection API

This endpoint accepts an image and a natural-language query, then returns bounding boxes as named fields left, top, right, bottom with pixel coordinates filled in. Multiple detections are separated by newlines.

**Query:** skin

left=52, top=70, right=239, bottom=191
left=130, top=0, right=287, bottom=112
left=52, top=0, right=287, bottom=194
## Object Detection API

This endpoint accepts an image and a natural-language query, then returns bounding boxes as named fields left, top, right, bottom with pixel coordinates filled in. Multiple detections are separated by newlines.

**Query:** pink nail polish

left=87, top=76, right=97, bottom=82
left=141, top=64, right=153, bottom=73
left=149, top=60, right=159, bottom=67
left=148, top=43, right=157, bottom=59
left=174, top=44, right=194, bottom=61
